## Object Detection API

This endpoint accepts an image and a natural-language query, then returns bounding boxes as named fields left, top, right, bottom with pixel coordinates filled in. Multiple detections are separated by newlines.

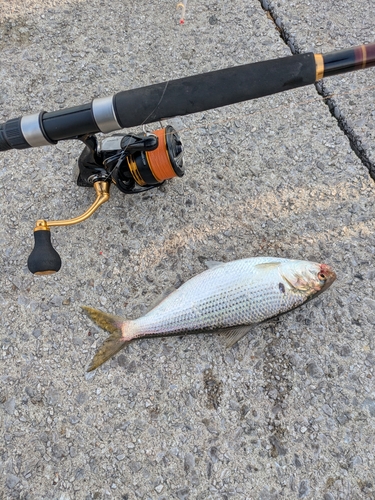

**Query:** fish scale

left=82, top=256, right=336, bottom=371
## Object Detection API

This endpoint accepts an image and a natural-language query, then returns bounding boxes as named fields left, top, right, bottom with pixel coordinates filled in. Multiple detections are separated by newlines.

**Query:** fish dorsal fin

left=255, top=262, right=281, bottom=270
left=204, top=260, right=225, bottom=269
left=219, top=325, right=253, bottom=348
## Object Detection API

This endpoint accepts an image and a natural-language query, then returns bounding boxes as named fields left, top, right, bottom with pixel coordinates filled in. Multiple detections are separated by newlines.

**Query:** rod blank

left=0, top=42, right=374, bottom=153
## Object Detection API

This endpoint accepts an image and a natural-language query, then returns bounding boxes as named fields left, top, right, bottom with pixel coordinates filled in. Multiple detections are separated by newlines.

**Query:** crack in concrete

left=259, top=0, right=375, bottom=181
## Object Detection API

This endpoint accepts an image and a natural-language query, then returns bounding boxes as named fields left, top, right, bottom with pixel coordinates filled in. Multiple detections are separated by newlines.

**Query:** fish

left=82, top=257, right=336, bottom=371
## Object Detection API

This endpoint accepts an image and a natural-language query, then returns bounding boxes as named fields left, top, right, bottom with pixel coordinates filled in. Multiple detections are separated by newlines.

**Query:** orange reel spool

left=126, top=125, right=184, bottom=186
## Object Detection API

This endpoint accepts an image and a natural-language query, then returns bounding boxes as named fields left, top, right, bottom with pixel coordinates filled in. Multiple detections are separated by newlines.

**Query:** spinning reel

left=27, top=126, right=184, bottom=274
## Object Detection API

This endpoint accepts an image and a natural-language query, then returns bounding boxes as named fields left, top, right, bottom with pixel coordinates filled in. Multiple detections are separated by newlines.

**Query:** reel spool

left=98, top=125, right=184, bottom=193
left=27, top=126, right=184, bottom=275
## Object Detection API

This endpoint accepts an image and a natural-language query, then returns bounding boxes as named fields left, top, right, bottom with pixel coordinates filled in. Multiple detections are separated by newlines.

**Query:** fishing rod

left=1, top=42, right=374, bottom=275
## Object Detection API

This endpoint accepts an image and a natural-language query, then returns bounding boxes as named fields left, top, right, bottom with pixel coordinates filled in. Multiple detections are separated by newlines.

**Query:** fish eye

left=318, top=272, right=326, bottom=281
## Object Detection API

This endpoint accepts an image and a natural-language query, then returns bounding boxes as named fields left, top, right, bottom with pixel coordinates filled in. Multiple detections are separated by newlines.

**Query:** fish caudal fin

left=81, top=306, right=130, bottom=372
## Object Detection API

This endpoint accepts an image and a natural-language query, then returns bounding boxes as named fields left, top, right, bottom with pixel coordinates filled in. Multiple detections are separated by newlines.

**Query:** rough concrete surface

left=260, top=0, right=375, bottom=174
left=1, top=1, right=375, bottom=499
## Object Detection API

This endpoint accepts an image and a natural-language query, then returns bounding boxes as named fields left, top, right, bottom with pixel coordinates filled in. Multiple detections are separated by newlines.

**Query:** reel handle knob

left=27, top=228, right=61, bottom=275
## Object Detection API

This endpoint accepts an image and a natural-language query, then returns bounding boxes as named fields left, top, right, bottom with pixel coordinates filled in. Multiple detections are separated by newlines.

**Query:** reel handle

left=27, top=180, right=111, bottom=275
left=28, top=228, right=61, bottom=275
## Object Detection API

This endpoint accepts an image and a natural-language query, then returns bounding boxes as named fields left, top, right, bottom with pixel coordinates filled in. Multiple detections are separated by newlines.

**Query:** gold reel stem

left=34, top=180, right=111, bottom=231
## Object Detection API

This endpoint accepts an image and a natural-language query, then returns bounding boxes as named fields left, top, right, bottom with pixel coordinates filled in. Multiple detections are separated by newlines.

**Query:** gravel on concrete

left=1, top=1, right=375, bottom=499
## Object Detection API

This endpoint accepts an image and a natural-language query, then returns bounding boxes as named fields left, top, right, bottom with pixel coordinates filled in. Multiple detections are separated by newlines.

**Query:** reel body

left=27, top=126, right=184, bottom=274
left=77, top=125, right=184, bottom=192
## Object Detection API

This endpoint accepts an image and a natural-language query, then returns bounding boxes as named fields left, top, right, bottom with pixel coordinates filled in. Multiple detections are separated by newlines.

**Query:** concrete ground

left=1, top=1, right=375, bottom=499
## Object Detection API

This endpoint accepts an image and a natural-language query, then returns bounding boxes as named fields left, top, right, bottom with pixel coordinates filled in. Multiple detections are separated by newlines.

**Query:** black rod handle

left=113, top=52, right=316, bottom=128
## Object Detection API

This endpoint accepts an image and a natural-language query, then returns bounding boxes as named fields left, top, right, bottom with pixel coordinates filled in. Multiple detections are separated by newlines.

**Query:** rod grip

left=113, top=53, right=316, bottom=128
left=28, top=230, right=62, bottom=275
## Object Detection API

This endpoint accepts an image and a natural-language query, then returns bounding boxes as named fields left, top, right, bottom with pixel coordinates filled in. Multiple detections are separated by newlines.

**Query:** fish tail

left=81, top=306, right=133, bottom=372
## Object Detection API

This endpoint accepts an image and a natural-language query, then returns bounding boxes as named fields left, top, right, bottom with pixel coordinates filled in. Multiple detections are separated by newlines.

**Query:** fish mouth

left=311, top=264, right=336, bottom=299
left=319, top=264, right=337, bottom=292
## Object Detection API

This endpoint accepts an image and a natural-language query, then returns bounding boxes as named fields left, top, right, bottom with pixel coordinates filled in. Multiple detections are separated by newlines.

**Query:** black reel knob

left=27, top=229, right=61, bottom=275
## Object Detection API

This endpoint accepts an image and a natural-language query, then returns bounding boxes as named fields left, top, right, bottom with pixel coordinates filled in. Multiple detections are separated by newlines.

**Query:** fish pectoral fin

left=219, top=325, right=253, bottom=348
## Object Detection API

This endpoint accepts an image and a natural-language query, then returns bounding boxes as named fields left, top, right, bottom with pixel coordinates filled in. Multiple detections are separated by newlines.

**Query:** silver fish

left=82, top=257, right=336, bottom=371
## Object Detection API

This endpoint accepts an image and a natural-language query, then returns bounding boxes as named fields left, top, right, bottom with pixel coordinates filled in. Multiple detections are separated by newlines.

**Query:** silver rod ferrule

left=92, top=96, right=121, bottom=133
left=21, top=112, right=52, bottom=147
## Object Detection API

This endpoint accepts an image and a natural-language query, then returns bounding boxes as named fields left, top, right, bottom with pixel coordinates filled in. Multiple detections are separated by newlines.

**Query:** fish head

left=280, top=261, right=336, bottom=297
